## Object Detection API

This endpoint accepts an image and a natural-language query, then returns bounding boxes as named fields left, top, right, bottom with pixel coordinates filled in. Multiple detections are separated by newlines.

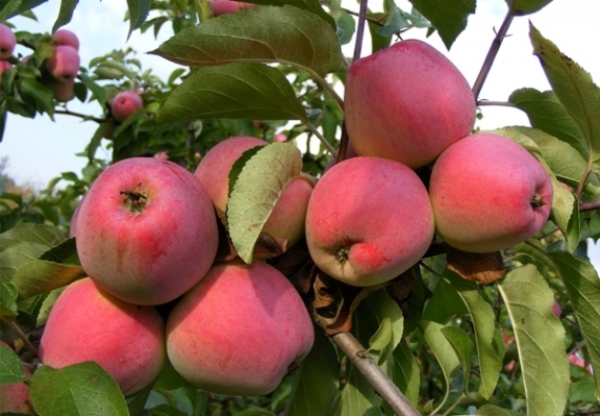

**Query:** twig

left=476, top=100, right=518, bottom=108
left=579, top=200, right=600, bottom=212
left=353, top=0, right=370, bottom=63
left=472, top=9, right=515, bottom=100
left=54, top=109, right=106, bottom=124
left=1, top=318, right=38, bottom=358
left=331, top=331, right=421, bottom=416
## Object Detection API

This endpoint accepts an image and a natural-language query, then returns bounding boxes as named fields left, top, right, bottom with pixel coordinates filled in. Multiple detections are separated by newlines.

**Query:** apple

left=0, top=341, right=32, bottom=415
left=0, top=60, right=12, bottom=82
left=429, top=133, right=553, bottom=253
left=0, top=24, right=16, bottom=59
left=111, top=91, right=144, bottom=122
left=47, top=79, right=76, bottom=102
left=274, top=132, right=287, bottom=143
left=305, top=156, right=435, bottom=287
left=344, top=39, right=476, bottom=169
left=44, top=45, right=80, bottom=82
left=210, top=0, right=256, bottom=16
left=552, top=301, right=562, bottom=318
left=39, top=278, right=166, bottom=396
left=194, top=136, right=313, bottom=255
left=52, top=28, right=80, bottom=50
left=75, top=157, right=219, bottom=305
left=166, top=259, right=314, bottom=396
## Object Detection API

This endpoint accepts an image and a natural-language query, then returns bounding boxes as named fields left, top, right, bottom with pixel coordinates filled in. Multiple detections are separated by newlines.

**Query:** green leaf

left=506, top=0, right=553, bottom=15
left=157, top=63, right=307, bottom=125
left=336, top=10, right=356, bottom=46
left=127, top=0, right=150, bottom=39
left=422, top=277, right=468, bottom=324
left=243, top=0, right=336, bottom=31
left=226, top=142, right=303, bottom=263
left=78, top=73, right=107, bottom=104
left=497, top=265, right=569, bottom=416
left=0, top=0, right=46, bottom=20
left=30, top=362, right=129, bottom=416
left=21, top=78, right=55, bottom=119
left=408, top=0, right=475, bottom=49
left=0, top=341, right=25, bottom=386
left=0, top=281, right=18, bottom=319
left=11, top=260, right=84, bottom=300
left=419, top=320, right=460, bottom=411
left=440, top=326, right=474, bottom=392
left=52, top=0, right=78, bottom=33
left=445, top=271, right=502, bottom=399
left=389, top=339, right=420, bottom=407
left=151, top=5, right=342, bottom=76
left=509, top=89, right=587, bottom=157
left=547, top=251, right=600, bottom=398
left=530, top=24, right=600, bottom=171
left=0, top=224, right=65, bottom=282
left=285, top=328, right=339, bottom=416
left=477, top=404, right=524, bottom=415
left=333, top=359, right=381, bottom=416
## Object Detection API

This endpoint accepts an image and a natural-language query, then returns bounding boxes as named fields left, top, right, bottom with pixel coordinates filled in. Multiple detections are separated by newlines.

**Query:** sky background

left=2, top=0, right=600, bottom=262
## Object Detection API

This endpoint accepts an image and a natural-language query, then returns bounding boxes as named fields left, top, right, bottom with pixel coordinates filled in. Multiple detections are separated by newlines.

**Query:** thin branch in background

left=1, top=318, right=38, bottom=358
left=353, top=0, right=370, bottom=63
left=54, top=109, right=106, bottom=124
left=331, top=331, right=421, bottom=416
left=476, top=100, right=519, bottom=109
left=579, top=199, right=600, bottom=212
left=472, top=9, right=515, bottom=100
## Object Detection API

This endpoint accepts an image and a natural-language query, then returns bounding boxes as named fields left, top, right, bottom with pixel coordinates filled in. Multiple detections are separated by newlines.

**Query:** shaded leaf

left=498, top=265, right=569, bottom=416
left=285, top=328, right=339, bottom=416
left=506, top=0, right=553, bottom=15
left=0, top=282, right=18, bottom=320
left=440, top=326, right=474, bottom=392
left=243, top=0, right=336, bottom=31
left=0, top=0, right=46, bottom=20
left=0, top=341, right=25, bottom=385
left=157, top=63, right=307, bottom=125
left=30, top=362, right=128, bottom=416
left=151, top=5, right=342, bottom=76
left=227, top=142, right=303, bottom=263
left=52, top=0, right=78, bottom=33
left=477, top=404, right=524, bottom=415
left=421, top=276, right=467, bottom=325
left=126, top=0, right=150, bottom=39
left=11, top=259, right=84, bottom=300
left=389, top=339, right=420, bottom=407
left=408, top=0, right=475, bottom=49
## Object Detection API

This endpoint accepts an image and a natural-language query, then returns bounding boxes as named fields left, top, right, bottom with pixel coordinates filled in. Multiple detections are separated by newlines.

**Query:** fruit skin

left=210, top=0, right=256, bottom=16
left=44, top=45, right=80, bottom=82
left=76, top=157, right=219, bottom=305
left=429, top=133, right=553, bottom=253
left=0, top=60, right=12, bottom=82
left=194, top=136, right=312, bottom=254
left=305, top=156, right=435, bottom=287
left=111, top=91, right=144, bottom=122
left=39, top=278, right=166, bottom=396
left=47, top=79, right=76, bottom=102
left=52, top=28, right=80, bottom=50
left=0, top=24, right=16, bottom=59
left=166, top=260, right=314, bottom=396
left=0, top=341, right=33, bottom=415
left=344, top=39, right=476, bottom=169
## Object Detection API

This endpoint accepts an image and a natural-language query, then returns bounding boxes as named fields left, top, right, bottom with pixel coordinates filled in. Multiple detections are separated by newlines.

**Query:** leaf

left=408, top=0, right=475, bottom=49
left=530, top=24, right=600, bottom=170
left=0, top=0, right=46, bottom=21
left=497, top=265, right=569, bottom=416
left=157, top=63, right=307, bottom=125
left=505, top=0, right=553, bottom=15
left=547, top=251, right=600, bottom=398
left=226, top=142, right=303, bottom=263
left=422, top=277, right=468, bottom=325
left=389, top=339, right=420, bottom=407
left=445, top=271, right=503, bottom=399
left=0, top=224, right=65, bottom=282
left=508, top=89, right=587, bottom=157
left=445, top=246, right=506, bottom=284
left=11, top=260, right=85, bottom=300
left=440, top=326, right=474, bottom=392
left=285, top=328, right=339, bottom=416
left=333, top=360, right=381, bottom=416
left=0, top=341, right=25, bottom=386
left=0, top=282, right=18, bottom=319
left=477, top=404, right=524, bottom=415
left=78, top=73, right=107, bottom=104
left=243, top=0, right=336, bottom=31
left=52, top=0, right=78, bottom=33
left=30, top=362, right=129, bottom=416
left=126, top=0, right=150, bottom=39
left=151, top=5, right=342, bottom=76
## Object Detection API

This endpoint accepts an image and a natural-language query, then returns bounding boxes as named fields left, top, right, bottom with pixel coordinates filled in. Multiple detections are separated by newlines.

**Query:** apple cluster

left=41, top=152, right=315, bottom=397
left=306, top=38, right=553, bottom=287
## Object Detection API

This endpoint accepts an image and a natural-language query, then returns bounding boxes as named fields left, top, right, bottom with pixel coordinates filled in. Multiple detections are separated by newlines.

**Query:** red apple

left=305, top=156, right=435, bottom=287
left=344, top=39, right=476, bottom=169
left=0, top=341, right=32, bottom=415
left=111, top=91, right=144, bottom=122
left=0, top=60, right=12, bottom=82
left=47, top=79, right=75, bottom=102
left=52, top=28, right=80, bottom=50
left=44, top=45, right=80, bottom=82
left=210, top=0, right=256, bottom=16
left=0, top=24, right=16, bottom=59
left=75, top=157, right=219, bottom=305
left=166, top=259, right=314, bottom=396
left=429, top=133, right=553, bottom=253
left=39, top=278, right=166, bottom=396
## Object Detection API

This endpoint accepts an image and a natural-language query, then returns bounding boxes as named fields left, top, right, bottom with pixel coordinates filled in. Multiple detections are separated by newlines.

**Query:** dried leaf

left=446, top=245, right=507, bottom=284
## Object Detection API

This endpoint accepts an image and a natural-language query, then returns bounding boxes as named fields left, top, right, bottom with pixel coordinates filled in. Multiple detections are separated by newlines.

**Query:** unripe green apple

left=39, top=278, right=166, bottom=396
left=305, top=156, right=435, bottom=287
left=44, top=45, right=80, bottom=82
left=52, top=28, right=80, bottom=50
left=429, top=133, right=553, bottom=253
left=75, top=157, right=219, bottom=305
left=166, top=259, right=314, bottom=396
left=111, top=91, right=144, bottom=122
left=0, top=24, right=16, bottom=59
left=344, top=39, right=476, bottom=169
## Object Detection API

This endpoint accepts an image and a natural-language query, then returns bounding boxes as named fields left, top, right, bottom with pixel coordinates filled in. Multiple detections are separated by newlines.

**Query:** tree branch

left=331, top=331, right=421, bottom=416
left=353, top=0, right=370, bottom=63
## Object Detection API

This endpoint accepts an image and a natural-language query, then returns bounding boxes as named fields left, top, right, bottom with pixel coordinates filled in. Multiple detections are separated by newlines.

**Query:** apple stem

left=331, top=331, right=421, bottom=416
left=336, top=246, right=350, bottom=265
left=471, top=8, right=515, bottom=100
left=531, top=193, right=545, bottom=208
left=120, top=190, right=147, bottom=213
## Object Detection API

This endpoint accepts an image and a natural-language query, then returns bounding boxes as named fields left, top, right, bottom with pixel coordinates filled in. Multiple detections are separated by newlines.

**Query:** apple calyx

left=336, top=246, right=350, bottom=265
left=120, top=189, right=148, bottom=213
left=531, top=193, right=546, bottom=208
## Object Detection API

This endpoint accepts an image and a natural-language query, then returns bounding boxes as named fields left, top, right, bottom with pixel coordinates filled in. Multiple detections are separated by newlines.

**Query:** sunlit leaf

left=242, top=0, right=336, bottom=31
left=498, top=265, right=569, bottom=416
left=0, top=282, right=18, bottom=319
left=151, top=5, right=342, bottom=76
left=440, top=325, right=474, bottom=392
